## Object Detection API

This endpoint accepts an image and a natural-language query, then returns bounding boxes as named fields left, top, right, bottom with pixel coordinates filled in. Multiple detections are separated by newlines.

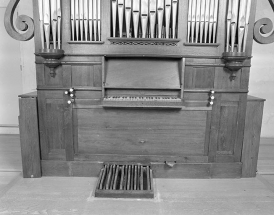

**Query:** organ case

left=4, top=0, right=268, bottom=178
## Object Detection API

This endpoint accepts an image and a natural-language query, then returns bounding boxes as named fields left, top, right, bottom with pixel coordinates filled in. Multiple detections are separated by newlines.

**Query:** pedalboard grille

left=95, top=163, right=154, bottom=199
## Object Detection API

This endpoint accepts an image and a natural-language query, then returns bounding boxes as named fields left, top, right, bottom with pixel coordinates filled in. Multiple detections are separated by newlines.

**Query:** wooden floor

left=0, top=135, right=274, bottom=214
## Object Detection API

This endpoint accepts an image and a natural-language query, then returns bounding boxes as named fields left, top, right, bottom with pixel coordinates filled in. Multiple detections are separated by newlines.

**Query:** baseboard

left=0, top=125, right=19, bottom=134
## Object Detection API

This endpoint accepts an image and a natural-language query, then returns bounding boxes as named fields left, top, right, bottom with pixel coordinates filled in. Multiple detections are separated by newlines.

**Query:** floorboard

left=0, top=135, right=22, bottom=172
left=258, top=138, right=274, bottom=175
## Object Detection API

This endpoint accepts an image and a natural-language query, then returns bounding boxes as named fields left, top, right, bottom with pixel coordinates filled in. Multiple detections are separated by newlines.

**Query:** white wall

left=0, top=0, right=35, bottom=134
left=251, top=0, right=274, bottom=137
left=0, top=0, right=273, bottom=137
left=0, top=5, right=22, bottom=133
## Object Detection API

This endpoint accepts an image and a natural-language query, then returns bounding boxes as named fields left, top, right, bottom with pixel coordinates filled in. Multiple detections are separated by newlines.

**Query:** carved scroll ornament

left=4, top=0, right=34, bottom=41
left=254, top=0, right=274, bottom=44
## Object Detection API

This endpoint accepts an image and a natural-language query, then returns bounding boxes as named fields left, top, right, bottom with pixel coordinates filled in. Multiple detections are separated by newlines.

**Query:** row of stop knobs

left=209, top=90, right=215, bottom=106
left=64, top=88, right=215, bottom=106
left=64, top=88, right=75, bottom=104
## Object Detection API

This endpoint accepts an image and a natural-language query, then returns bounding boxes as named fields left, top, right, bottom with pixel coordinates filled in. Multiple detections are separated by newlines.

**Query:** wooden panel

left=19, top=97, right=41, bottom=178
left=45, top=99, right=64, bottom=150
left=74, top=154, right=208, bottom=163
left=38, top=91, right=66, bottom=160
left=185, top=58, right=216, bottom=64
left=37, top=91, right=49, bottom=160
left=63, top=65, right=72, bottom=88
left=153, top=163, right=211, bottom=179
left=204, top=111, right=212, bottom=156
left=64, top=99, right=74, bottom=161
left=193, top=67, right=215, bottom=88
left=41, top=161, right=243, bottom=179
left=77, top=108, right=207, bottom=156
left=73, top=109, right=79, bottom=154
left=208, top=93, right=222, bottom=162
left=183, top=92, right=209, bottom=101
left=209, top=93, right=247, bottom=162
left=234, top=94, right=248, bottom=162
left=210, top=163, right=242, bottom=178
left=105, top=89, right=180, bottom=97
left=94, top=65, right=102, bottom=87
left=217, top=104, right=238, bottom=154
left=242, top=97, right=265, bottom=177
left=41, top=160, right=70, bottom=177
left=74, top=91, right=102, bottom=99
left=105, top=58, right=181, bottom=89
left=72, top=65, right=94, bottom=86
left=216, top=155, right=235, bottom=163
left=45, top=66, right=64, bottom=86
left=72, top=65, right=102, bottom=87
left=240, top=67, right=250, bottom=90
left=184, top=67, right=215, bottom=89
left=214, top=67, right=241, bottom=89
left=41, top=160, right=103, bottom=177
left=221, top=93, right=240, bottom=101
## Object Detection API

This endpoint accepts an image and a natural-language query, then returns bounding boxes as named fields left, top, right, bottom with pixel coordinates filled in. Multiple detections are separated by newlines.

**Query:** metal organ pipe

left=133, top=0, right=140, bottom=38
left=172, top=0, right=178, bottom=39
left=111, top=0, right=179, bottom=39
left=141, top=0, right=148, bottom=38
left=149, top=0, right=156, bottom=38
left=187, top=0, right=219, bottom=44
left=38, top=0, right=62, bottom=49
left=69, top=0, right=101, bottom=41
left=165, top=0, right=172, bottom=39
left=226, top=0, right=252, bottom=52
left=43, top=0, right=50, bottom=49
left=157, top=0, right=164, bottom=38
left=125, top=0, right=132, bottom=38
left=57, top=0, right=62, bottom=48
left=38, top=0, right=45, bottom=49
left=200, top=0, right=206, bottom=43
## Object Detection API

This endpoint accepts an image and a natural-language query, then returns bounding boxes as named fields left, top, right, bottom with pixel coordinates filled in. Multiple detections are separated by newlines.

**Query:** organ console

left=4, top=0, right=271, bottom=184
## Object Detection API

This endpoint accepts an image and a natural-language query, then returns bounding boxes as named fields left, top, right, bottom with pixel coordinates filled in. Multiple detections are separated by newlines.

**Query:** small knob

left=210, top=96, right=215, bottom=100
left=211, top=90, right=215, bottom=94
left=70, top=94, right=74, bottom=98
left=67, top=99, right=75, bottom=105
left=69, top=88, right=74, bottom=93
left=165, top=161, right=177, bottom=168
left=64, top=91, right=69, bottom=95
left=209, top=101, right=214, bottom=106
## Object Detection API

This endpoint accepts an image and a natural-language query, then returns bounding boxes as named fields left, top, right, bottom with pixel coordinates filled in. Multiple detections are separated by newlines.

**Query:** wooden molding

left=4, top=0, right=34, bottom=41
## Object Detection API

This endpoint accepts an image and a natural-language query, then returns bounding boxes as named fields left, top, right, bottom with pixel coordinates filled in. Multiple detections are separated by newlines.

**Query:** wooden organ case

left=4, top=0, right=269, bottom=179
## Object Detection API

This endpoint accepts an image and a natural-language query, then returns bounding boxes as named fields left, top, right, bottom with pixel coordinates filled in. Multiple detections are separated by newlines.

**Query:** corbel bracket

left=223, top=52, right=248, bottom=81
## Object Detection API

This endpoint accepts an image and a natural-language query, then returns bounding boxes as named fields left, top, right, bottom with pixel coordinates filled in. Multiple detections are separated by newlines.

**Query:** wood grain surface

left=77, top=108, right=207, bottom=156
left=19, top=98, right=41, bottom=178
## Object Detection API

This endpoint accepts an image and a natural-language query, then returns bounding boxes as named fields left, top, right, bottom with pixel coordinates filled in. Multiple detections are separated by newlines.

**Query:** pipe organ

left=4, top=0, right=270, bottom=183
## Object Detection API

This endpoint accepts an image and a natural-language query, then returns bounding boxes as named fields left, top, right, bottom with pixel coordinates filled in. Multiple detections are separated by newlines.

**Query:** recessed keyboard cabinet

left=5, top=0, right=268, bottom=184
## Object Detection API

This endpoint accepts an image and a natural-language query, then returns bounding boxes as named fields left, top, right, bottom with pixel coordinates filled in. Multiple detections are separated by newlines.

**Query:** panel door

left=209, top=93, right=247, bottom=163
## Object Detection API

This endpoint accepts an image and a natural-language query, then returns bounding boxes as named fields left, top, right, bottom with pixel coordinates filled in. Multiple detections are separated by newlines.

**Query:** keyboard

left=102, top=96, right=183, bottom=108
